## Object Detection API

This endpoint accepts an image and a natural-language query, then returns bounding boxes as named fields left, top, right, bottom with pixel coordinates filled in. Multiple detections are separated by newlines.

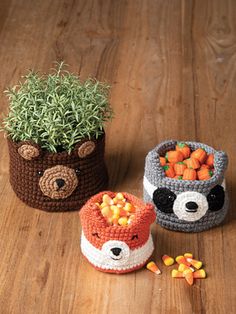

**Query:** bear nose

left=111, top=247, right=122, bottom=256
left=55, top=178, right=65, bottom=188
left=185, top=201, right=198, bottom=212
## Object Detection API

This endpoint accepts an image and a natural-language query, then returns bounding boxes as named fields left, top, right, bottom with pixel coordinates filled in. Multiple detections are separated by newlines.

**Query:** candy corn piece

left=146, top=261, right=161, bottom=275
left=116, top=192, right=125, bottom=200
left=193, top=269, right=206, bottom=279
left=162, top=255, right=175, bottom=266
left=178, top=263, right=194, bottom=273
left=102, top=194, right=114, bottom=205
left=184, top=253, right=193, bottom=259
left=183, top=269, right=194, bottom=286
left=176, top=255, right=191, bottom=266
left=186, top=258, right=202, bottom=269
left=172, top=269, right=184, bottom=278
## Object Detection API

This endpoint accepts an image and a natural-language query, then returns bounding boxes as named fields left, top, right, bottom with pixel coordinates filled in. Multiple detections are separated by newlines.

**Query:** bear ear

left=77, top=140, right=96, bottom=158
left=17, top=142, right=41, bottom=160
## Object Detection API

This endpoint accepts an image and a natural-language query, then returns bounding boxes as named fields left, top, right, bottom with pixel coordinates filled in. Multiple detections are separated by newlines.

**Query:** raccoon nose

left=111, top=247, right=122, bottom=256
left=56, top=178, right=65, bottom=188
left=185, top=201, right=198, bottom=212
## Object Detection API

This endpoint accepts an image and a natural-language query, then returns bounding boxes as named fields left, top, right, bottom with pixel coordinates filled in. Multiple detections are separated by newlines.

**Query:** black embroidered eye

left=92, top=232, right=100, bottom=238
left=153, top=188, right=176, bottom=213
left=37, top=171, right=43, bottom=177
left=131, top=234, right=138, bottom=240
left=207, top=185, right=225, bottom=211
left=75, top=168, right=81, bottom=175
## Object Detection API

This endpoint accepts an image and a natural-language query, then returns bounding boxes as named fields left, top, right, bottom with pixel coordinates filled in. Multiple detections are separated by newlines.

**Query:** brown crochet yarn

left=78, top=141, right=96, bottom=158
left=18, top=144, right=40, bottom=160
left=7, top=133, right=109, bottom=212
left=39, top=165, right=79, bottom=199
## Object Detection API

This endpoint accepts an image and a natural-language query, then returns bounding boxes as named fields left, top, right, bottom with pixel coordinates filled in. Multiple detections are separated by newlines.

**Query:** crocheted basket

left=7, top=133, right=108, bottom=212
left=143, top=140, right=228, bottom=232
left=79, top=191, right=156, bottom=274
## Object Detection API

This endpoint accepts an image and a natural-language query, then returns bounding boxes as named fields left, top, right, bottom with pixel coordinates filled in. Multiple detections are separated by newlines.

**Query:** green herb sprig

left=2, top=62, right=113, bottom=153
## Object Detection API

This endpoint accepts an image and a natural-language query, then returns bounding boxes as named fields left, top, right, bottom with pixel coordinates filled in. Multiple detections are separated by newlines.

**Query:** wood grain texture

left=0, top=0, right=235, bottom=313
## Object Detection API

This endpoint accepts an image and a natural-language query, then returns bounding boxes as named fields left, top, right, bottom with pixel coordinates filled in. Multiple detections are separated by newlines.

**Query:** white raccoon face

left=102, top=240, right=130, bottom=264
left=153, top=185, right=225, bottom=222
left=173, top=191, right=208, bottom=221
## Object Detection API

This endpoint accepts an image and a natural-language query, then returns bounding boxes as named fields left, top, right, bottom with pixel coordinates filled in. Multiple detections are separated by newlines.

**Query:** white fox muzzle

left=81, top=232, right=154, bottom=271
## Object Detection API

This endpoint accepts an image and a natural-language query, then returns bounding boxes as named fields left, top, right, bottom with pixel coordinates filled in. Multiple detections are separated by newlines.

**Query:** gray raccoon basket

left=143, top=140, right=229, bottom=232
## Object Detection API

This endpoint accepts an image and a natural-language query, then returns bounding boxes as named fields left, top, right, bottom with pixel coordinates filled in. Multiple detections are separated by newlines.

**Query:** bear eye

left=153, top=188, right=176, bottom=213
left=131, top=234, right=138, bottom=240
left=37, top=171, right=44, bottom=177
left=92, top=232, right=100, bottom=238
left=75, top=168, right=81, bottom=175
left=207, top=185, right=225, bottom=211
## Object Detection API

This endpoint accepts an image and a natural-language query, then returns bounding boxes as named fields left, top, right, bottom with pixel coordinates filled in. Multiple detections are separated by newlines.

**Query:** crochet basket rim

left=146, top=139, right=228, bottom=188
left=6, top=131, right=105, bottom=158
left=80, top=191, right=155, bottom=231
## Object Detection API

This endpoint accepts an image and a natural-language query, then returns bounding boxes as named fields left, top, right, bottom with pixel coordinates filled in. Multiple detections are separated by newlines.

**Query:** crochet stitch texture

left=143, top=140, right=228, bottom=232
left=79, top=191, right=155, bottom=273
left=8, top=133, right=108, bottom=212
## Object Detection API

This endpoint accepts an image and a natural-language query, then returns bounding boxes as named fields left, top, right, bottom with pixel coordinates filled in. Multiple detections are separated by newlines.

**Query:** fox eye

left=131, top=234, right=138, bottom=240
left=92, top=232, right=100, bottom=238
left=37, top=171, right=44, bottom=177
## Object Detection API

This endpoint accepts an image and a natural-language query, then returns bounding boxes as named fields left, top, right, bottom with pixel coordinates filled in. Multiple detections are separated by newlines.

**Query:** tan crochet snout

left=39, top=165, right=78, bottom=199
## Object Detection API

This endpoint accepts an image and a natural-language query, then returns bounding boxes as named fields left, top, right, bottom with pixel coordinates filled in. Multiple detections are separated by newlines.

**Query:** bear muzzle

left=39, top=165, right=78, bottom=199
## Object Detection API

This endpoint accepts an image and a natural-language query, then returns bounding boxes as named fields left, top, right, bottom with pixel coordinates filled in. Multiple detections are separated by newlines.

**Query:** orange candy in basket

left=160, top=143, right=215, bottom=181
left=97, top=193, right=137, bottom=226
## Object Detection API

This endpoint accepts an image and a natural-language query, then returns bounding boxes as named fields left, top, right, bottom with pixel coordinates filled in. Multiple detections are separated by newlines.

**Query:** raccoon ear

left=77, top=141, right=96, bottom=158
left=214, top=151, right=228, bottom=173
left=17, top=142, right=41, bottom=160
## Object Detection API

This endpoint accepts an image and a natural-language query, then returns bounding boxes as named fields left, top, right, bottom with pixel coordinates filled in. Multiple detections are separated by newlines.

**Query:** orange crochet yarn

left=80, top=191, right=156, bottom=273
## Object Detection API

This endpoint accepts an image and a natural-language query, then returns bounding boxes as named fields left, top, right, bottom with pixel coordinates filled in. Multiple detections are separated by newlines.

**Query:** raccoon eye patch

left=153, top=188, right=176, bottom=213
left=207, top=185, right=225, bottom=211
left=131, top=234, right=138, bottom=240
left=92, top=232, right=100, bottom=238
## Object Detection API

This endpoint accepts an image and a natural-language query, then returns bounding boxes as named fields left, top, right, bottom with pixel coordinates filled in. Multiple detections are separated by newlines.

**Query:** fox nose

left=111, top=247, right=122, bottom=256
left=185, top=201, right=198, bottom=212
left=56, top=178, right=65, bottom=188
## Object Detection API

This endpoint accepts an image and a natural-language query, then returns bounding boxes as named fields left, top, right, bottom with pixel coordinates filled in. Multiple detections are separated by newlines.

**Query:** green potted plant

left=2, top=62, right=113, bottom=212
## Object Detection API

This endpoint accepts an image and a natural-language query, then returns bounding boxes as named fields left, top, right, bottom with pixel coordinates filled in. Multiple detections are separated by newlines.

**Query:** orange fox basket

left=79, top=191, right=156, bottom=274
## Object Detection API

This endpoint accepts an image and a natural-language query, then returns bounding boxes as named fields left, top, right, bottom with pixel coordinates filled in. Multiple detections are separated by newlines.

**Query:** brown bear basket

left=7, top=133, right=108, bottom=212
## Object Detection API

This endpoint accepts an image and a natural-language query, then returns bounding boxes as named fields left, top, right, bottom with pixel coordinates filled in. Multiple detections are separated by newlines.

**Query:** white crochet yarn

left=144, top=175, right=226, bottom=222
left=143, top=140, right=229, bottom=232
left=143, top=176, right=156, bottom=198
left=102, top=240, right=130, bottom=263
left=81, top=232, right=154, bottom=271
left=173, top=191, right=208, bottom=221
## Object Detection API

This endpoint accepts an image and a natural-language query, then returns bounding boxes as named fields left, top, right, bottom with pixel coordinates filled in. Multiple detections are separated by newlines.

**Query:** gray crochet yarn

left=143, top=140, right=228, bottom=232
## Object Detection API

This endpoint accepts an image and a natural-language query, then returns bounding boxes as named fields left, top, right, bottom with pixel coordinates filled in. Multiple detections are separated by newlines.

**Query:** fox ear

left=80, top=203, right=108, bottom=227
left=77, top=141, right=96, bottom=158
left=137, top=203, right=156, bottom=225
left=18, top=142, right=41, bottom=160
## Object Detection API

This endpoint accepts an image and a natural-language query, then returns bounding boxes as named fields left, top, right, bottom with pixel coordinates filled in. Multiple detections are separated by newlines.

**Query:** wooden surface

left=0, top=0, right=235, bottom=313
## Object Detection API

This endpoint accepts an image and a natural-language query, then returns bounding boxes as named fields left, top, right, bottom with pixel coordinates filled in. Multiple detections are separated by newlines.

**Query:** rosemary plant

left=2, top=62, right=112, bottom=153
